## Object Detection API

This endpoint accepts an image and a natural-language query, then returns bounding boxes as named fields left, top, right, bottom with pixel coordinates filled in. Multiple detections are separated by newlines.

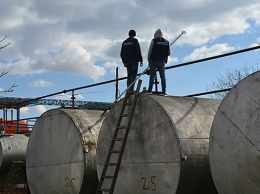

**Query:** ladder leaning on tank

left=96, top=79, right=142, bottom=194
left=101, top=66, right=149, bottom=116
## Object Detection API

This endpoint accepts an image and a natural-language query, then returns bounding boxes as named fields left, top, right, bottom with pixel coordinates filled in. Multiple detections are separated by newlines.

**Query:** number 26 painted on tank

left=64, top=177, right=76, bottom=188
left=141, top=176, right=156, bottom=191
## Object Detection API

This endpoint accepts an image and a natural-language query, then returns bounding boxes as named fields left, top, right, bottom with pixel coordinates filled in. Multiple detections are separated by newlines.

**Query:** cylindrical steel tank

left=0, top=134, right=29, bottom=173
left=97, top=94, right=220, bottom=194
left=26, top=108, right=104, bottom=194
left=209, top=71, right=260, bottom=194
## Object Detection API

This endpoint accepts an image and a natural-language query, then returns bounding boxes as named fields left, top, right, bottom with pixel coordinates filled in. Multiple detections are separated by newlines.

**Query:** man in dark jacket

left=147, top=29, right=170, bottom=95
left=120, top=30, right=143, bottom=92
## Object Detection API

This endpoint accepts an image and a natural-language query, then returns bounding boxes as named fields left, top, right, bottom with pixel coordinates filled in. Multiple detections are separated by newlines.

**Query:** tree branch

left=0, top=83, right=17, bottom=93
left=0, top=71, right=8, bottom=77
left=0, top=36, right=7, bottom=43
left=0, top=36, right=10, bottom=50
left=207, top=62, right=260, bottom=99
left=0, top=42, right=10, bottom=50
left=0, top=36, right=15, bottom=93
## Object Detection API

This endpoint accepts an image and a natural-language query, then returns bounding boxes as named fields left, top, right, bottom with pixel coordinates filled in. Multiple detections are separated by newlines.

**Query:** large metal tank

left=26, top=108, right=104, bottom=194
left=97, top=94, right=220, bottom=194
left=209, top=71, right=260, bottom=194
left=0, top=134, right=29, bottom=173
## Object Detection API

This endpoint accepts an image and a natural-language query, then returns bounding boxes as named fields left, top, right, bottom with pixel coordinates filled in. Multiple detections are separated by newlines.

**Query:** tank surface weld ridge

left=233, top=86, right=260, bottom=106
left=213, top=136, right=260, bottom=192
left=219, top=109, right=260, bottom=152
left=26, top=160, right=83, bottom=168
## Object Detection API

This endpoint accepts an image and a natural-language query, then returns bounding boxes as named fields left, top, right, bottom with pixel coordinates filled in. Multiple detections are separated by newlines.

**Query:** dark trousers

left=126, top=62, right=138, bottom=91
left=148, top=60, right=166, bottom=93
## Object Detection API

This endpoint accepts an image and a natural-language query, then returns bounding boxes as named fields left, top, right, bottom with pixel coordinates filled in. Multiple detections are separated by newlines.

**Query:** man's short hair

left=129, top=30, right=136, bottom=37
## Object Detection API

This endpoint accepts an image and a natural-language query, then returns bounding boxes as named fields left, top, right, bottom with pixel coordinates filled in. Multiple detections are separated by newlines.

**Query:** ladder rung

left=117, top=126, right=126, bottom=129
left=110, top=150, right=121, bottom=153
left=99, top=189, right=110, bottom=192
left=121, top=114, right=129, bottom=117
left=114, top=138, right=124, bottom=141
left=107, top=163, right=117, bottom=166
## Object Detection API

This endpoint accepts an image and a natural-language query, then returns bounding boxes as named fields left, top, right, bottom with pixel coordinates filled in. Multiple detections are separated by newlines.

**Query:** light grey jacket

left=147, top=29, right=171, bottom=62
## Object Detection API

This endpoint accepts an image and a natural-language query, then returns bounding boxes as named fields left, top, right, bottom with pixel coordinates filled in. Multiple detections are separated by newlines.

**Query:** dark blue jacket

left=150, top=37, right=170, bottom=63
left=120, top=37, right=143, bottom=64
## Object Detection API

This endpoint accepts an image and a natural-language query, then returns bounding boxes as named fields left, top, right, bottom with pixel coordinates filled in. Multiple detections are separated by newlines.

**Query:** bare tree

left=207, top=61, right=260, bottom=99
left=0, top=36, right=10, bottom=50
left=0, top=36, right=17, bottom=93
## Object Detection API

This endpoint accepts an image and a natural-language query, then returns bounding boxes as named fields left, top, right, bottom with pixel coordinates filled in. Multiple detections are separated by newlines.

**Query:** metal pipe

left=155, top=75, right=159, bottom=92
left=165, top=45, right=260, bottom=70
left=71, top=90, right=75, bottom=108
left=5, top=45, right=260, bottom=108
left=18, top=116, right=39, bottom=120
left=3, top=108, right=6, bottom=129
left=115, top=67, right=119, bottom=100
left=5, top=109, right=7, bottom=122
left=170, top=30, right=186, bottom=46
left=185, top=88, right=231, bottom=97
left=16, top=106, right=20, bottom=134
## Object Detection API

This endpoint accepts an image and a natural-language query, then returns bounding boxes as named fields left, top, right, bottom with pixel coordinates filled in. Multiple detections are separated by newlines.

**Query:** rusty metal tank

left=209, top=71, right=260, bottom=194
left=0, top=134, right=29, bottom=173
left=96, top=94, right=220, bottom=194
left=26, top=108, right=104, bottom=194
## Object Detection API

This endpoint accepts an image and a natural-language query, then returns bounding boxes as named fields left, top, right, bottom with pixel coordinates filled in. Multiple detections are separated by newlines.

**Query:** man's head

left=154, top=29, right=163, bottom=38
left=129, top=30, right=136, bottom=37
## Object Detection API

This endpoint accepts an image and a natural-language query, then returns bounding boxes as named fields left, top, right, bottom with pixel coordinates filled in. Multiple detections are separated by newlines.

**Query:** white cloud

left=168, top=56, right=179, bottom=64
left=20, top=107, right=29, bottom=114
left=20, top=105, right=46, bottom=116
left=1, top=42, right=107, bottom=81
left=103, top=61, right=118, bottom=69
left=183, top=43, right=235, bottom=61
left=251, top=43, right=260, bottom=47
left=103, top=61, right=119, bottom=73
left=0, top=0, right=260, bottom=81
left=118, top=67, right=127, bottom=78
left=29, top=80, right=54, bottom=87
left=35, top=105, right=47, bottom=115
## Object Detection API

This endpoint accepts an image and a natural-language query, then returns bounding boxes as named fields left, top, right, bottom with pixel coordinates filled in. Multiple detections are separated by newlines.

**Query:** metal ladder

left=96, top=79, right=142, bottom=194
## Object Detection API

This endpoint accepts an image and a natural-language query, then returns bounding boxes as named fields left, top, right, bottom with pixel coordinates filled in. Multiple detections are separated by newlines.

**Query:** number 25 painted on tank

left=141, top=176, right=156, bottom=191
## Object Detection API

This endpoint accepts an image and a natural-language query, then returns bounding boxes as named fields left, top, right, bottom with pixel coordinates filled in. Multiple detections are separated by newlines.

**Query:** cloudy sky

left=0, top=0, right=260, bottom=118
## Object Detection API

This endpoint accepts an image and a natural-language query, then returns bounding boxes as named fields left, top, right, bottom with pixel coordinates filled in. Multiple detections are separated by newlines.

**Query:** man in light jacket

left=147, top=29, right=170, bottom=95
